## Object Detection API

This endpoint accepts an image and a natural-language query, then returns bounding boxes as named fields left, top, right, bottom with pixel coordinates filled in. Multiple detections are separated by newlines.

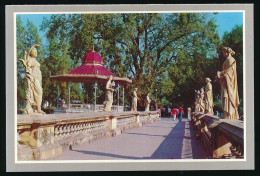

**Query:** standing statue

left=198, top=87, right=206, bottom=113
left=205, top=78, right=214, bottom=114
left=187, top=107, right=192, bottom=120
left=131, top=88, right=138, bottom=111
left=145, top=93, right=151, bottom=111
left=216, top=47, right=240, bottom=119
left=104, top=76, right=115, bottom=111
left=194, top=91, right=200, bottom=112
left=19, top=44, right=45, bottom=114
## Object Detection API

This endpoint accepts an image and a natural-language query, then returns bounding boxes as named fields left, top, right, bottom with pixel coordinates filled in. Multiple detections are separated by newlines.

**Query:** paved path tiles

left=53, top=118, right=205, bottom=160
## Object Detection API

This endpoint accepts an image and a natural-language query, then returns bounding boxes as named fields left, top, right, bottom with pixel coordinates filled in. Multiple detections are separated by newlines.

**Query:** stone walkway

left=53, top=118, right=205, bottom=160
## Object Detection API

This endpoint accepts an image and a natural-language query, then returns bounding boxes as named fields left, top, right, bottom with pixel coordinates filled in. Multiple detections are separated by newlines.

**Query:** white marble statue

left=145, top=93, right=151, bottom=111
left=198, top=87, right=206, bottom=113
left=103, top=76, right=114, bottom=111
left=205, top=78, right=214, bottom=115
left=19, top=44, right=45, bottom=115
left=217, top=47, right=240, bottom=119
left=131, top=88, right=138, bottom=111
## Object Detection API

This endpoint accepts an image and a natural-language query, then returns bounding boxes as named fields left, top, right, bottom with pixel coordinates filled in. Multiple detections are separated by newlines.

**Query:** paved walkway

left=53, top=118, right=205, bottom=160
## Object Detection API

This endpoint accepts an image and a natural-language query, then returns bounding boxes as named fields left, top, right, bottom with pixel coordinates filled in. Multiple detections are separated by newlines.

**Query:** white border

left=7, top=4, right=254, bottom=171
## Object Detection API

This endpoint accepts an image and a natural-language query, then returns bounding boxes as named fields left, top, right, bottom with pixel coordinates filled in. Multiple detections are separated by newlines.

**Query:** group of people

left=159, top=106, right=191, bottom=121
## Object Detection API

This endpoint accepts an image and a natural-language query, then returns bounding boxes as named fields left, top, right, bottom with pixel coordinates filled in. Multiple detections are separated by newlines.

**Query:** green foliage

left=40, top=13, right=220, bottom=107
left=16, top=16, right=43, bottom=106
left=18, top=13, right=243, bottom=112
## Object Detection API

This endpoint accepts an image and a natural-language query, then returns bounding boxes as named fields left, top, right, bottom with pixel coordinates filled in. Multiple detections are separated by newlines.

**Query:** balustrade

left=17, top=111, right=160, bottom=160
left=191, top=112, right=244, bottom=159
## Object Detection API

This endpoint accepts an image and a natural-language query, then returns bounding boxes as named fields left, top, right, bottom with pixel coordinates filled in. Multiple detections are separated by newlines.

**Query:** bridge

left=17, top=111, right=243, bottom=160
left=53, top=118, right=204, bottom=160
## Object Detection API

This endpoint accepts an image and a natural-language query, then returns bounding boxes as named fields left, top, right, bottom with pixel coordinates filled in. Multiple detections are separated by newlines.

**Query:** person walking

left=168, top=107, right=171, bottom=118
left=172, top=107, right=178, bottom=121
left=179, top=106, right=183, bottom=121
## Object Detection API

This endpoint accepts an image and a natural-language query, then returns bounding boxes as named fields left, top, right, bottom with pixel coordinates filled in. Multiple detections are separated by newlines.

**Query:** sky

left=18, top=12, right=243, bottom=45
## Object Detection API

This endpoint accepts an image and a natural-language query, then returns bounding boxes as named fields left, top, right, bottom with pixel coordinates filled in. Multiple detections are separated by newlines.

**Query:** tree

left=16, top=16, right=43, bottom=107
left=40, top=13, right=221, bottom=108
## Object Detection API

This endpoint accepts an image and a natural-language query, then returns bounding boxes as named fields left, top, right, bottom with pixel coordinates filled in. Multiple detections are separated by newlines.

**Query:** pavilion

left=50, top=51, right=132, bottom=112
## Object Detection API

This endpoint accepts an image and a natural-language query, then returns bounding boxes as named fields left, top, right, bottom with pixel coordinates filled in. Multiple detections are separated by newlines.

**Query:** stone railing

left=191, top=112, right=244, bottom=159
left=56, top=104, right=124, bottom=113
left=17, top=111, right=160, bottom=160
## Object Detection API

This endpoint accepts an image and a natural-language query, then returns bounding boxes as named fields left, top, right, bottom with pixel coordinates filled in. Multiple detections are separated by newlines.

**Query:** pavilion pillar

left=94, top=81, right=97, bottom=112
left=68, top=81, right=71, bottom=109
left=117, top=84, right=120, bottom=111
left=56, top=84, right=60, bottom=109
left=122, top=86, right=125, bottom=111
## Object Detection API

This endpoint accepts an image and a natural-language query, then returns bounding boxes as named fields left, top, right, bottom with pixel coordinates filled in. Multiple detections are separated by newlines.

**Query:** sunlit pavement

left=53, top=117, right=205, bottom=160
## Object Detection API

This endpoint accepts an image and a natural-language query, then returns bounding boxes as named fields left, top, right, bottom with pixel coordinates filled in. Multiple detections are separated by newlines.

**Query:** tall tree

left=16, top=16, right=43, bottom=107
left=40, top=13, right=221, bottom=108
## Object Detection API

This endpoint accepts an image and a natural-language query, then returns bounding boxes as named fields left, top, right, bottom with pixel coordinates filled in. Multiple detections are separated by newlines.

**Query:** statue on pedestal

left=194, top=91, right=200, bottom=112
left=131, top=88, right=138, bottom=111
left=216, top=47, right=240, bottom=119
left=198, top=87, right=206, bottom=113
left=19, top=44, right=45, bottom=115
left=145, top=93, right=151, bottom=111
left=104, top=76, right=114, bottom=111
left=205, top=78, right=214, bottom=115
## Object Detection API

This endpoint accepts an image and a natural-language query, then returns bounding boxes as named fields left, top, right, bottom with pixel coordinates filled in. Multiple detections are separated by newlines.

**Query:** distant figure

left=179, top=106, right=183, bottom=121
left=216, top=47, right=240, bottom=119
left=205, top=78, right=214, bottom=115
left=104, top=76, right=115, bottom=111
left=168, top=107, right=171, bottom=117
left=145, top=93, right=151, bottom=111
left=158, top=106, right=162, bottom=116
left=172, top=108, right=178, bottom=121
left=187, top=107, right=192, bottom=120
left=131, top=88, right=138, bottom=111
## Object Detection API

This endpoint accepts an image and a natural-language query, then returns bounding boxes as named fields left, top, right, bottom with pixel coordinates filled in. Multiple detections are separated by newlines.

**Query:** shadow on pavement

left=150, top=121, right=185, bottom=159
left=122, top=132, right=167, bottom=138
left=72, top=150, right=141, bottom=159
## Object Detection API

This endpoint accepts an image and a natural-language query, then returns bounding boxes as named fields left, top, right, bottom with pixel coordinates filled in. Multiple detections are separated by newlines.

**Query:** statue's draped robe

left=145, top=96, right=151, bottom=111
left=198, top=91, right=205, bottom=113
left=131, top=91, right=138, bottom=111
left=104, top=80, right=113, bottom=111
left=25, top=57, right=43, bottom=114
left=220, top=56, right=240, bottom=119
left=205, top=82, right=214, bottom=114
left=194, top=96, right=200, bottom=112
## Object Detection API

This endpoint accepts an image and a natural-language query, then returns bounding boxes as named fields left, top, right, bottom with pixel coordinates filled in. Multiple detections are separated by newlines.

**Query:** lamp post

left=94, top=81, right=98, bottom=112
left=111, top=81, right=115, bottom=111
left=57, top=84, right=59, bottom=109
left=68, top=81, right=71, bottom=109
left=155, top=89, right=157, bottom=100
left=117, top=84, right=120, bottom=111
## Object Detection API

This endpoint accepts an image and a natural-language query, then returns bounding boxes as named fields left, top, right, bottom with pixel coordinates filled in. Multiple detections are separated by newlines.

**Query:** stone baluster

left=70, top=124, right=75, bottom=134
left=66, top=125, right=71, bottom=136
left=54, top=126, right=60, bottom=138
left=63, top=125, right=68, bottom=136
left=83, top=123, right=87, bottom=133
left=73, top=124, right=77, bottom=134
left=58, top=125, right=64, bottom=137
left=86, top=123, right=90, bottom=133
left=79, top=123, right=83, bottom=132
